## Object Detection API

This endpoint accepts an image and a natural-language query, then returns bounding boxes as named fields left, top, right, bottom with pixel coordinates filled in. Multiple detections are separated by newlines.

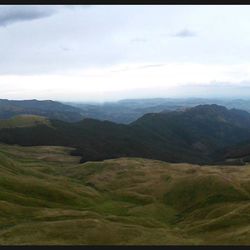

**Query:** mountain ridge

left=0, top=104, right=249, bottom=165
left=0, top=99, right=84, bottom=122
left=66, top=98, right=250, bottom=124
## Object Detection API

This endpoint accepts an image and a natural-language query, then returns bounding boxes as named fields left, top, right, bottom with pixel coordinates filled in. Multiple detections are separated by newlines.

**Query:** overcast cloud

left=172, top=28, right=197, bottom=37
left=1, top=5, right=250, bottom=101
left=0, top=6, right=59, bottom=27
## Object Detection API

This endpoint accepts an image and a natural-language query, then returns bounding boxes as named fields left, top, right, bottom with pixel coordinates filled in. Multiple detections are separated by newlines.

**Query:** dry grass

left=0, top=145, right=249, bottom=245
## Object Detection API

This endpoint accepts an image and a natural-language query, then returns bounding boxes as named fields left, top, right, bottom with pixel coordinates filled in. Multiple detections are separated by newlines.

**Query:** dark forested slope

left=0, top=104, right=250, bottom=164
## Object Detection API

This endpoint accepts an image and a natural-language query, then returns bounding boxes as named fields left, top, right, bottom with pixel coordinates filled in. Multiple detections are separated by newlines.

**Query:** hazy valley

left=0, top=98, right=250, bottom=245
left=0, top=144, right=249, bottom=245
left=1, top=99, right=250, bottom=165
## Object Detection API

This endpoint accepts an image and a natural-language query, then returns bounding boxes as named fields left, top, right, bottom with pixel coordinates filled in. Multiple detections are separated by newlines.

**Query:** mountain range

left=0, top=98, right=250, bottom=245
left=66, top=98, right=250, bottom=124
left=2, top=97, right=250, bottom=125
left=0, top=103, right=250, bottom=165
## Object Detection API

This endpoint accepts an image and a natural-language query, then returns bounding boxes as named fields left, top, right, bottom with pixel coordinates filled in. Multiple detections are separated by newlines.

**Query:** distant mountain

left=65, top=98, right=194, bottom=124
left=1, top=104, right=250, bottom=164
left=131, top=104, right=250, bottom=163
left=66, top=98, right=250, bottom=124
left=0, top=99, right=84, bottom=122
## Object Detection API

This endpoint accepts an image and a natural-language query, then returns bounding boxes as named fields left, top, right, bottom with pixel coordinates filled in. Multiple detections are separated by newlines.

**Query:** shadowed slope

left=0, top=105, right=250, bottom=164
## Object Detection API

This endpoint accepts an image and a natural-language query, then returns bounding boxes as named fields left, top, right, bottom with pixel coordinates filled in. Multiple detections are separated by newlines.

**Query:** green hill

left=0, top=99, right=83, bottom=122
left=0, top=105, right=250, bottom=165
left=0, top=115, right=51, bottom=129
left=0, top=143, right=249, bottom=245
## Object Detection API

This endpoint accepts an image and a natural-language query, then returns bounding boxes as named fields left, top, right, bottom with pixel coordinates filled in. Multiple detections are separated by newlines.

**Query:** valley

left=0, top=143, right=249, bottom=245
left=67, top=98, right=250, bottom=124
left=0, top=100, right=250, bottom=245
left=3, top=4, right=250, bottom=246
left=0, top=104, right=250, bottom=165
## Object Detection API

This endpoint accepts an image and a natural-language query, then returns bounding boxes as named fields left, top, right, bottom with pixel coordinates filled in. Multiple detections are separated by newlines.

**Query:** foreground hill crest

left=0, top=144, right=249, bottom=245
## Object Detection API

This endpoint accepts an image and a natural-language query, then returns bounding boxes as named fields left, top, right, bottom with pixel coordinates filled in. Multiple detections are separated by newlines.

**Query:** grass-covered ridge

left=2, top=104, right=250, bottom=165
left=0, top=143, right=249, bottom=245
left=0, top=99, right=83, bottom=122
left=0, top=115, right=51, bottom=129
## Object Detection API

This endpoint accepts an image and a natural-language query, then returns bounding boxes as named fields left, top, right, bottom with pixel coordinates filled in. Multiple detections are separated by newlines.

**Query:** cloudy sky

left=1, top=5, right=250, bottom=102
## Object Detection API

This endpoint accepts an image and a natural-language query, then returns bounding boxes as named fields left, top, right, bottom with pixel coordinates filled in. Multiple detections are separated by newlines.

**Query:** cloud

left=60, top=46, right=72, bottom=52
left=172, top=28, right=197, bottom=38
left=136, top=64, right=165, bottom=69
left=111, top=63, right=165, bottom=73
left=130, top=38, right=148, bottom=43
left=0, top=6, right=58, bottom=27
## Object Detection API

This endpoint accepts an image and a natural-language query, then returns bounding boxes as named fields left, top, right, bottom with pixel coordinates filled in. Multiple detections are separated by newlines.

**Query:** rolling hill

left=0, top=105, right=250, bottom=164
left=0, top=99, right=84, bottom=122
left=0, top=143, right=249, bottom=245
left=0, top=115, right=51, bottom=129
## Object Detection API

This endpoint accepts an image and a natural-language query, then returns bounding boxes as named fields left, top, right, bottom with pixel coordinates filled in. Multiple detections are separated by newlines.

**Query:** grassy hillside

left=0, top=99, right=83, bottom=122
left=0, top=143, right=249, bottom=245
left=0, top=115, right=51, bottom=129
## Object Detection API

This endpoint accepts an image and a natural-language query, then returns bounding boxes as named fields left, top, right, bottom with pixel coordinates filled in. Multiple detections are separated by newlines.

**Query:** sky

left=1, top=5, right=250, bottom=102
